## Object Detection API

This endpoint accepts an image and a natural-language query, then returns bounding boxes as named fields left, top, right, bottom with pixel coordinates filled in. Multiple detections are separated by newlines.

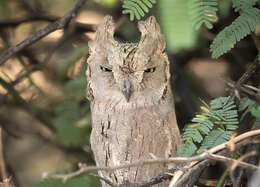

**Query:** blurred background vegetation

left=0, top=0, right=259, bottom=187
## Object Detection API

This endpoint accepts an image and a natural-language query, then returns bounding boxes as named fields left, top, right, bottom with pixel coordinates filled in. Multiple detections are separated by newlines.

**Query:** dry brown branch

left=0, top=128, right=14, bottom=187
left=0, top=128, right=7, bottom=180
left=44, top=129, right=260, bottom=186
left=226, top=80, right=258, bottom=97
left=230, top=151, right=258, bottom=172
left=229, top=151, right=257, bottom=187
left=0, top=0, right=87, bottom=65
left=209, top=152, right=258, bottom=171
left=235, top=60, right=260, bottom=91
left=224, top=56, right=260, bottom=100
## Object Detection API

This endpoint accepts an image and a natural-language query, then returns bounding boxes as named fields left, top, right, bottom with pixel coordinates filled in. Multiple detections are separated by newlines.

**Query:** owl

left=86, top=16, right=181, bottom=187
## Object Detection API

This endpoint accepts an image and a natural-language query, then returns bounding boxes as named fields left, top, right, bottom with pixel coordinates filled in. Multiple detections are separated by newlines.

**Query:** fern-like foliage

left=189, top=0, right=218, bottom=30
left=232, top=0, right=258, bottom=12
left=210, top=0, right=260, bottom=58
left=177, top=96, right=239, bottom=157
left=122, top=0, right=156, bottom=21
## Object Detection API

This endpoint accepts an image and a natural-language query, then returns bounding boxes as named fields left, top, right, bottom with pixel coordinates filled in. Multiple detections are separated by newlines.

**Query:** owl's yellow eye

left=100, top=65, right=112, bottom=72
left=144, top=67, right=156, bottom=73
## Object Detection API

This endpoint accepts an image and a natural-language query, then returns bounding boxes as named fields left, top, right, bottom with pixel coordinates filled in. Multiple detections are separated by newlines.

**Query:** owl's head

left=87, top=16, right=172, bottom=107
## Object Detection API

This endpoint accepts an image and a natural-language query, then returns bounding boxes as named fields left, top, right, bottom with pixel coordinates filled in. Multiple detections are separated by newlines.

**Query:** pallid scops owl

left=86, top=16, right=181, bottom=187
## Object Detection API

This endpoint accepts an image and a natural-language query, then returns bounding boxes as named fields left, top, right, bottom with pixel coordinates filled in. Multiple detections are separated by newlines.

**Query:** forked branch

left=0, top=0, right=87, bottom=65
left=44, top=129, right=260, bottom=186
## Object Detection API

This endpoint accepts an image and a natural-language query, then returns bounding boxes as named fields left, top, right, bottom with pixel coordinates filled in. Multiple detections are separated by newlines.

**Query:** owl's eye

left=144, top=67, right=156, bottom=73
left=100, top=65, right=112, bottom=72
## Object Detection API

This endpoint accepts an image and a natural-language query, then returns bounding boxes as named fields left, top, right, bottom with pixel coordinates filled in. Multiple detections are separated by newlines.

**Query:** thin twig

left=243, top=84, right=260, bottom=93
left=0, top=0, right=87, bottom=65
left=0, top=129, right=14, bottom=187
left=45, top=129, right=260, bottom=182
left=229, top=151, right=257, bottom=187
left=225, top=80, right=257, bottom=96
left=230, top=151, right=258, bottom=172
left=235, top=59, right=260, bottom=89
left=11, top=65, right=40, bottom=86
left=0, top=128, right=7, bottom=180
left=170, top=160, right=212, bottom=187
left=208, top=152, right=258, bottom=171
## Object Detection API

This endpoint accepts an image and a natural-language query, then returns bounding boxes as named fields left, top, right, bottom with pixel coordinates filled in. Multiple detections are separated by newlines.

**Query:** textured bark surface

left=87, top=16, right=181, bottom=186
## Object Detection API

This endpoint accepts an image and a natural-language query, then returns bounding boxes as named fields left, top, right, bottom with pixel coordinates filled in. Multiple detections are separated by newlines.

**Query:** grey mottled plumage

left=86, top=16, right=181, bottom=187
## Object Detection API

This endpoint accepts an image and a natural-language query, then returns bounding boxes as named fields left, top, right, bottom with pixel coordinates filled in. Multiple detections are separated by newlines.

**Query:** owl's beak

left=122, top=79, right=132, bottom=102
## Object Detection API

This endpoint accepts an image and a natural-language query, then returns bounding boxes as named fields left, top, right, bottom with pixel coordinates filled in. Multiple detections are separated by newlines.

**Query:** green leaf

left=158, top=0, right=198, bottom=51
left=177, top=96, right=238, bottom=156
left=210, top=7, right=260, bottom=58
left=176, top=141, right=197, bottom=157
left=251, top=106, right=260, bottom=118
left=198, top=129, right=232, bottom=152
left=122, top=0, right=156, bottom=21
left=239, top=97, right=258, bottom=120
left=232, top=0, right=258, bottom=12
left=189, top=0, right=218, bottom=30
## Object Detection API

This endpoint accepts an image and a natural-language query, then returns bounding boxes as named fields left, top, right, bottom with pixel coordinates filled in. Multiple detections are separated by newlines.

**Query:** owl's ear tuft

left=137, top=16, right=166, bottom=54
left=95, top=16, right=115, bottom=40
left=88, top=16, right=116, bottom=53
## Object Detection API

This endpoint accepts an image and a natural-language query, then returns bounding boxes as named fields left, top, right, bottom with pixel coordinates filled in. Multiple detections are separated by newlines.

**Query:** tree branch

left=0, top=0, right=87, bottom=65
left=0, top=128, right=14, bottom=187
left=44, top=129, right=260, bottom=185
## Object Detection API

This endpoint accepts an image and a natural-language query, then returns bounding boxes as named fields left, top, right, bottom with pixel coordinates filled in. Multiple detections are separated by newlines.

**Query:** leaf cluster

left=121, top=0, right=260, bottom=58
left=177, top=96, right=239, bottom=157
left=210, top=0, right=260, bottom=58
left=122, top=0, right=156, bottom=21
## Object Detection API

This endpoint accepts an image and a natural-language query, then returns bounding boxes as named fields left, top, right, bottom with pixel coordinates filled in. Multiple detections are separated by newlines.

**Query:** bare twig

left=10, top=65, right=40, bottom=86
left=229, top=151, right=257, bottom=187
left=44, top=129, right=260, bottom=184
left=0, top=128, right=14, bottom=187
left=0, top=128, right=7, bottom=180
left=230, top=151, right=258, bottom=172
left=0, top=0, right=87, bottom=65
left=226, top=80, right=257, bottom=97
left=243, top=84, right=260, bottom=93
left=235, top=59, right=260, bottom=90
left=170, top=160, right=212, bottom=187
left=209, top=152, right=258, bottom=171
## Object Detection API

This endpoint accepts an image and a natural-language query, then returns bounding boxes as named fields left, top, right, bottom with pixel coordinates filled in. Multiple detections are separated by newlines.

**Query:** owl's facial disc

left=122, top=79, right=132, bottom=102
